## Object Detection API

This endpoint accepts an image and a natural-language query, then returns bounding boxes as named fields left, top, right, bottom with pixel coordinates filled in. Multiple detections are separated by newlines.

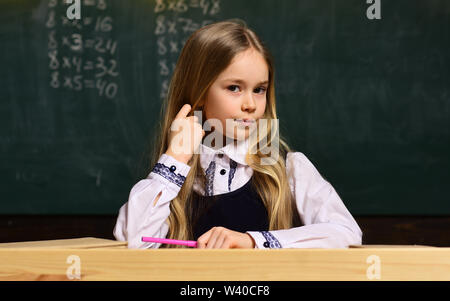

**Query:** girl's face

left=203, top=48, right=268, bottom=144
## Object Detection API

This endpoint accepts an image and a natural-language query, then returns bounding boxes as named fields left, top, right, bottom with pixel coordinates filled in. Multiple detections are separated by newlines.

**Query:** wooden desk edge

left=0, top=247, right=449, bottom=281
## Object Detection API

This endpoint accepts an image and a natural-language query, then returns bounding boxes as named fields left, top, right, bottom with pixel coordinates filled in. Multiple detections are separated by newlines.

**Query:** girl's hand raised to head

left=197, top=227, right=256, bottom=249
left=165, top=104, right=205, bottom=164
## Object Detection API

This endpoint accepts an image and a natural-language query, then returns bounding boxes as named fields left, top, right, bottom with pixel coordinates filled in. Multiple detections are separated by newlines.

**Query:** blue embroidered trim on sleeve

left=260, top=231, right=282, bottom=248
left=152, top=163, right=186, bottom=187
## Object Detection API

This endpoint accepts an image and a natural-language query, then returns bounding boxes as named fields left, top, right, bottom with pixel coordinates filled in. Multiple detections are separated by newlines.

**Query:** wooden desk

left=0, top=238, right=449, bottom=281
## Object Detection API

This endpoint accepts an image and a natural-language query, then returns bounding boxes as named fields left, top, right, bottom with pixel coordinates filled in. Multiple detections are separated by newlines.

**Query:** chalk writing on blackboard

left=154, top=0, right=222, bottom=100
left=46, top=0, right=118, bottom=99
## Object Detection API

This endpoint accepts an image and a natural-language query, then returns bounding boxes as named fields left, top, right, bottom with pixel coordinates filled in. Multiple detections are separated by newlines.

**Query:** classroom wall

left=1, top=215, right=450, bottom=247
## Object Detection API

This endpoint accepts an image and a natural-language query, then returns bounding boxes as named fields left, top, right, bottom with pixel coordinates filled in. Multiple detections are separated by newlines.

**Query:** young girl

left=114, top=19, right=362, bottom=249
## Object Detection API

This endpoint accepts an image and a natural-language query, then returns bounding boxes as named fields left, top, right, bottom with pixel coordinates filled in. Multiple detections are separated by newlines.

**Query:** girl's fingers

left=198, top=227, right=244, bottom=249
left=174, top=104, right=192, bottom=120
left=198, top=227, right=224, bottom=249
left=206, top=228, right=219, bottom=249
left=197, top=227, right=213, bottom=249
left=218, top=233, right=229, bottom=249
left=210, top=230, right=227, bottom=249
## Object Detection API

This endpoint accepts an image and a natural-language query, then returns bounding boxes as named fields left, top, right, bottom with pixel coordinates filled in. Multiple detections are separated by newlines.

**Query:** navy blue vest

left=190, top=177, right=270, bottom=240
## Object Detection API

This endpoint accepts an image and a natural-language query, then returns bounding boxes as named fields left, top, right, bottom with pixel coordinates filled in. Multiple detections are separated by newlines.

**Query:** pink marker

left=141, top=236, right=198, bottom=248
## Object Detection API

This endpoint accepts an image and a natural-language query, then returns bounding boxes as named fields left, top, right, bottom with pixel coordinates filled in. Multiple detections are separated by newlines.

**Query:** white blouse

left=113, top=138, right=362, bottom=249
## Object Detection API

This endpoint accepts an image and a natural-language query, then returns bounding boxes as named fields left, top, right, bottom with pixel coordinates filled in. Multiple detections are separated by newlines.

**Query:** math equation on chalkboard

left=154, top=0, right=222, bottom=100
left=45, top=0, right=119, bottom=99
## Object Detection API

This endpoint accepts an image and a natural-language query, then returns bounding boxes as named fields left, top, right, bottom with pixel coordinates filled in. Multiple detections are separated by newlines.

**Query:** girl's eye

left=254, top=87, right=267, bottom=94
left=228, top=85, right=240, bottom=92
left=227, top=85, right=267, bottom=94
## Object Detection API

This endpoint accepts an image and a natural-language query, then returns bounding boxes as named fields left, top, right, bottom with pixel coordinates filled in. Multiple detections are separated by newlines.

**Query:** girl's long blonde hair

left=150, top=19, right=299, bottom=247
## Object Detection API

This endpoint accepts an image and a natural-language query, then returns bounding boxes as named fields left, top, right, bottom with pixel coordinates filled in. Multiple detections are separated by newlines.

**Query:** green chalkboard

left=0, top=0, right=449, bottom=215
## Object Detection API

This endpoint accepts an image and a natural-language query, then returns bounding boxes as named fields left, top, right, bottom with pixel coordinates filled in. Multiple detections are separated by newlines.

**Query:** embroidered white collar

left=199, top=138, right=250, bottom=171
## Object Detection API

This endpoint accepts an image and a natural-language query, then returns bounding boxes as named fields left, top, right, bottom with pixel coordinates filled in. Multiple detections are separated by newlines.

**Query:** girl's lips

left=234, top=119, right=255, bottom=122
left=234, top=119, right=256, bottom=126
